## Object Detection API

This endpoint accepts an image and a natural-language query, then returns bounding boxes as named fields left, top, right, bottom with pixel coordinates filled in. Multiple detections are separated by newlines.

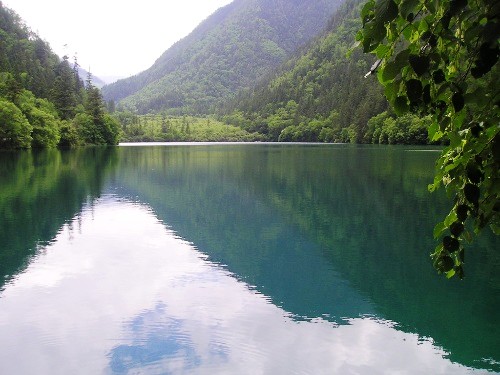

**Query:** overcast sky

left=4, top=0, right=233, bottom=80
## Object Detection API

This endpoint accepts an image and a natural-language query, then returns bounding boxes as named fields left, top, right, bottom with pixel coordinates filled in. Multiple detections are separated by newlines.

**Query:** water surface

left=0, top=144, right=498, bottom=374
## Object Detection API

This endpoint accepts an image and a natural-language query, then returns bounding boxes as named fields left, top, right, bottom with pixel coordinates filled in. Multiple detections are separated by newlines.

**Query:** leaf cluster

left=358, top=0, right=499, bottom=277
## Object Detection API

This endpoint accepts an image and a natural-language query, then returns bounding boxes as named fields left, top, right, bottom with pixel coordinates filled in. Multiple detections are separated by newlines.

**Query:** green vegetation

left=102, top=0, right=344, bottom=114
left=358, top=0, right=499, bottom=277
left=118, top=113, right=264, bottom=142
left=0, top=3, right=119, bottom=149
left=364, top=111, right=430, bottom=144
left=220, top=0, right=390, bottom=143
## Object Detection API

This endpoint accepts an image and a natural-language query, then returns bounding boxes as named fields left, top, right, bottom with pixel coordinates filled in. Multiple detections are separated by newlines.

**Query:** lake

left=0, top=144, right=498, bottom=374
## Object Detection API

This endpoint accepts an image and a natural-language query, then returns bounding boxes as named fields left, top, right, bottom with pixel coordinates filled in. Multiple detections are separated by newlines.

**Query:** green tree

left=0, top=98, right=32, bottom=148
left=85, top=73, right=105, bottom=125
left=16, top=90, right=61, bottom=148
left=0, top=72, right=22, bottom=101
left=58, top=120, right=79, bottom=148
left=77, top=72, right=119, bottom=145
left=102, top=114, right=121, bottom=145
left=74, top=112, right=104, bottom=145
left=267, top=100, right=300, bottom=141
left=358, top=0, right=499, bottom=277
left=51, top=56, right=78, bottom=120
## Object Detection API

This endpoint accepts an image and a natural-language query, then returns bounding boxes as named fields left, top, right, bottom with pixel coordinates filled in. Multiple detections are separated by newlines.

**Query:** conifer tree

left=51, top=56, right=77, bottom=120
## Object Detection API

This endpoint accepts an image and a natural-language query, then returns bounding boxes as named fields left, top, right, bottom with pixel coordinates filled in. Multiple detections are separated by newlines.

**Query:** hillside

left=220, top=0, right=395, bottom=142
left=0, top=4, right=58, bottom=99
left=0, top=3, right=119, bottom=149
left=102, top=0, right=344, bottom=114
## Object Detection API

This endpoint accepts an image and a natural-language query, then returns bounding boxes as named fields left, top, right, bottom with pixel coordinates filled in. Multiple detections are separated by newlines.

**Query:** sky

left=4, top=0, right=233, bottom=81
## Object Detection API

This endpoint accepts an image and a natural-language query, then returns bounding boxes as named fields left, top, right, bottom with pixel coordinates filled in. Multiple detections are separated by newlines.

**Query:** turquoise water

left=0, top=144, right=498, bottom=374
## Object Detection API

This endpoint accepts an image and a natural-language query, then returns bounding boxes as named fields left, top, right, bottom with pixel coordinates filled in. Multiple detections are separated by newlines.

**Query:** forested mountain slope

left=221, top=0, right=394, bottom=142
left=102, top=0, right=344, bottom=114
left=0, top=3, right=119, bottom=149
left=0, top=4, right=59, bottom=99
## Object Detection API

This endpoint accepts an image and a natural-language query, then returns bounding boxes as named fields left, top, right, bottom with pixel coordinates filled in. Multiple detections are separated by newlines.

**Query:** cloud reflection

left=0, top=196, right=488, bottom=375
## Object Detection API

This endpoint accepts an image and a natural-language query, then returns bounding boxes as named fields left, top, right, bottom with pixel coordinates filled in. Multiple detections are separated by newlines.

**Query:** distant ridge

left=76, top=67, right=106, bottom=88
left=102, top=0, right=344, bottom=114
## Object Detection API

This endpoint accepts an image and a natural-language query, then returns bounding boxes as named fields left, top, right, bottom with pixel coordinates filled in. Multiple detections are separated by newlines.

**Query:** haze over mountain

left=102, top=0, right=344, bottom=114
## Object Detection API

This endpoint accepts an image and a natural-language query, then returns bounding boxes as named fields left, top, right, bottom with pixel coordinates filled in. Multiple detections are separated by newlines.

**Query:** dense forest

left=219, top=0, right=429, bottom=143
left=102, top=0, right=344, bottom=115
left=0, top=2, right=119, bottom=149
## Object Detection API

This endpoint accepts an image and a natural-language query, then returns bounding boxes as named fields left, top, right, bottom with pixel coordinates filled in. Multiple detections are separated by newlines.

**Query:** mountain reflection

left=0, top=144, right=498, bottom=373
left=111, top=144, right=500, bottom=371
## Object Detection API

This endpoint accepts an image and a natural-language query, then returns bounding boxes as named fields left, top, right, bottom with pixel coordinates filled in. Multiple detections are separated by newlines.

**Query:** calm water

left=0, top=144, right=498, bottom=374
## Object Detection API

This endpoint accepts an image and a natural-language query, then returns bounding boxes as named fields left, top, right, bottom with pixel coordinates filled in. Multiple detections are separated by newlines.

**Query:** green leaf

left=406, top=79, right=423, bottom=103
left=452, top=92, right=465, bottom=112
left=464, top=87, right=488, bottom=108
left=375, top=44, right=390, bottom=58
left=423, top=84, right=431, bottom=104
left=400, top=0, right=420, bottom=19
left=449, top=0, right=467, bottom=16
left=428, top=121, right=439, bottom=140
left=425, top=0, right=436, bottom=13
left=464, top=22, right=483, bottom=44
left=418, top=19, right=429, bottom=33
left=361, top=0, right=376, bottom=18
left=444, top=211, right=458, bottom=227
left=393, top=95, right=409, bottom=115
left=446, top=269, right=456, bottom=279
left=432, top=69, right=446, bottom=84
left=394, top=49, right=410, bottom=65
left=375, top=0, right=399, bottom=24
left=409, top=54, right=430, bottom=76
left=448, top=131, right=462, bottom=148
left=464, top=183, right=480, bottom=205
left=363, top=22, right=387, bottom=52
left=384, top=79, right=400, bottom=101
left=443, top=235, right=460, bottom=252
left=450, top=222, right=465, bottom=237
left=433, top=221, right=447, bottom=238
left=381, top=60, right=404, bottom=82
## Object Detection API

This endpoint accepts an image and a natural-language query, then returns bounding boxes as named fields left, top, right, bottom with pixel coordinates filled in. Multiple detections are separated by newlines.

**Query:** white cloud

left=0, top=197, right=488, bottom=374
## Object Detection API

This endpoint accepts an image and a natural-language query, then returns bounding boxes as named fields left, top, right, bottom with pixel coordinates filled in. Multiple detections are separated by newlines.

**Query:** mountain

left=102, top=0, right=344, bottom=114
left=99, top=75, right=126, bottom=85
left=221, top=0, right=390, bottom=142
left=76, top=67, right=106, bottom=88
